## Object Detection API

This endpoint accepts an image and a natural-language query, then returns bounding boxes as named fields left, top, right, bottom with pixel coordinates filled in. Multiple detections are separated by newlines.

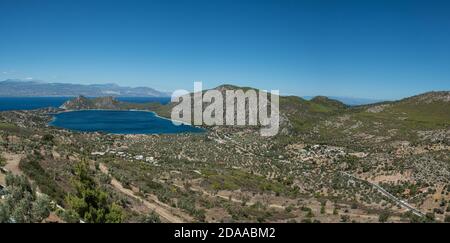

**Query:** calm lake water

left=0, top=97, right=171, bottom=111
left=50, top=110, right=204, bottom=135
left=0, top=97, right=202, bottom=135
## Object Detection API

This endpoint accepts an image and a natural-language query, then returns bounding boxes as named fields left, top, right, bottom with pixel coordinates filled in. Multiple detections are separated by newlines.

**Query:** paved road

left=341, top=171, right=425, bottom=217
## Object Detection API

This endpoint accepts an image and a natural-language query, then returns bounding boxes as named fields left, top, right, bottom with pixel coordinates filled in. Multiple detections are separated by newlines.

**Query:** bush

left=0, top=155, right=6, bottom=167
left=445, top=215, right=450, bottom=223
left=378, top=210, right=391, bottom=223
left=98, top=173, right=112, bottom=185
left=0, top=174, right=51, bottom=223
left=301, top=218, right=312, bottom=223
left=284, top=204, right=294, bottom=213
left=403, top=211, right=426, bottom=223
left=425, top=212, right=435, bottom=222
left=42, top=134, right=54, bottom=143
left=340, top=215, right=350, bottom=222
left=140, top=211, right=161, bottom=223
left=19, top=155, right=66, bottom=205
left=433, top=208, right=444, bottom=214
left=65, top=161, right=124, bottom=223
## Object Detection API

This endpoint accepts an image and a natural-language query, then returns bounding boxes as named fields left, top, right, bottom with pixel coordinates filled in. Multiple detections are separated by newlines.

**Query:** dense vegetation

left=0, top=174, right=52, bottom=223
left=62, top=160, right=123, bottom=223
left=19, top=153, right=66, bottom=205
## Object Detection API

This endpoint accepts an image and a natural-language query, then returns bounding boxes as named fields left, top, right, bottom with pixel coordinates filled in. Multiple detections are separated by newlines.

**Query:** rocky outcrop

left=60, top=96, right=123, bottom=110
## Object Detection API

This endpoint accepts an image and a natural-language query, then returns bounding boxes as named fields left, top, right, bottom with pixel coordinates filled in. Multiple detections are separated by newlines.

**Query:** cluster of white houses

left=91, top=149, right=158, bottom=166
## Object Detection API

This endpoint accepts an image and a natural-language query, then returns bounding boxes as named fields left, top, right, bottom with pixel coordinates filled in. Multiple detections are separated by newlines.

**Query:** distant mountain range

left=0, top=79, right=435, bottom=107
left=0, top=79, right=169, bottom=97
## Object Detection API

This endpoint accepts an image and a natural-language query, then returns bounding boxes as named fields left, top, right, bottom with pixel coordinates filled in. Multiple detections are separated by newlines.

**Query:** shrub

left=0, top=155, right=5, bottom=167
left=340, top=215, right=350, bottom=222
left=425, top=212, right=435, bottom=222
left=333, top=208, right=338, bottom=215
left=378, top=210, right=391, bottom=223
left=320, top=205, right=326, bottom=214
left=65, top=161, right=124, bottom=223
left=285, top=205, right=294, bottom=213
left=42, top=134, right=55, bottom=144
left=445, top=215, right=450, bottom=223
left=301, top=218, right=312, bottom=223
left=19, top=155, right=66, bottom=205
left=141, top=211, right=161, bottom=223
left=433, top=208, right=444, bottom=214
left=98, top=173, right=112, bottom=185
left=0, top=174, right=51, bottom=223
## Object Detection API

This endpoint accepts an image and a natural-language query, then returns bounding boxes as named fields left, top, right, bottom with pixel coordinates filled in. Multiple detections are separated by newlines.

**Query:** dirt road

left=173, top=183, right=286, bottom=210
left=99, top=163, right=190, bottom=223
left=2, top=152, right=24, bottom=176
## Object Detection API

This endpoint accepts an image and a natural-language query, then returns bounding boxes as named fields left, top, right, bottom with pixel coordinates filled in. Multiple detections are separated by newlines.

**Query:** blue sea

left=0, top=97, right=171, bottom=111
left=0, top=97, right=204, bottom=135
left=50, top=110, right=203, bottom=135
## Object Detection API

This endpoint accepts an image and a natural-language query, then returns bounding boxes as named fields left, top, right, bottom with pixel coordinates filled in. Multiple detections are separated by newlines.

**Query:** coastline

left=56, top=108, right=195, bottom=126
left=50, top=108, right=205, bottom=135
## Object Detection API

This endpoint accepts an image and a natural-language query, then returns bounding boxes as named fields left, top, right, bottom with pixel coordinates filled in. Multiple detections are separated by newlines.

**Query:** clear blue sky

left=1, top=0, right=449, bottom=99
